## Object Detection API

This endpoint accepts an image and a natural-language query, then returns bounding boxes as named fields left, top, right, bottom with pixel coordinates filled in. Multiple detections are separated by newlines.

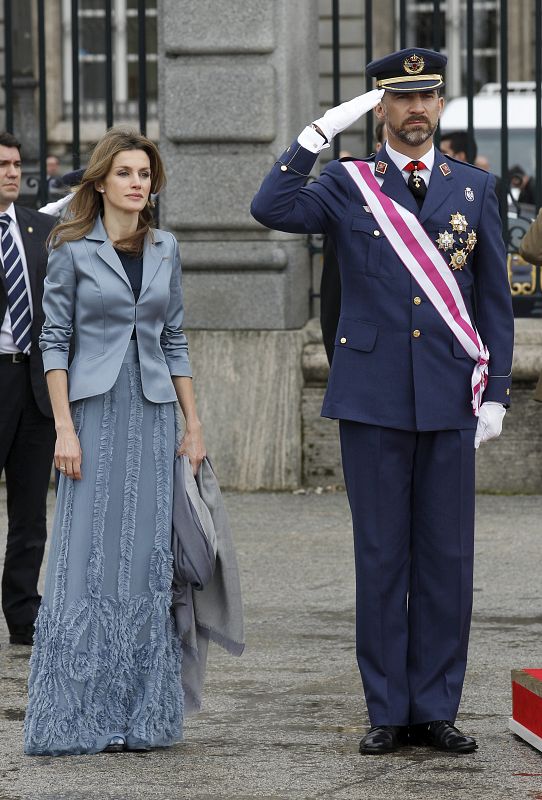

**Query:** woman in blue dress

left=24, top=127, right=206, bottom=755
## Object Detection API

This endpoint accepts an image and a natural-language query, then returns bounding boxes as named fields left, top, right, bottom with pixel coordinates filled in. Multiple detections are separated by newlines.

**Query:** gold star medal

left=450, top=212, right=468, bottom=233
left=466, top=230, right=477, bottom=252
left=437, top=231, right=455, bottom=251
left=450, top=249, right=467, bottom=270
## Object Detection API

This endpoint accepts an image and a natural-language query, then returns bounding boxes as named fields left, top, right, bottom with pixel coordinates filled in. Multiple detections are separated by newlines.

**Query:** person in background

left=320, top=122, right=387, bottom=365
left=374, top=120, right=387, bottom=153
left=45, top=155, right=65, bottom=194
left=508, top=165, right=535, bottom=207
left=39, top=168, right=85, bottom=219
left=474, top=154, right=490, bottom=171
left=519, top=207, right=542, bottom=402
left=439, top=130, right=476, bottom=163
left=0, top=132, right=56, bottom=646
left=440, top=130, right=507, bottom=221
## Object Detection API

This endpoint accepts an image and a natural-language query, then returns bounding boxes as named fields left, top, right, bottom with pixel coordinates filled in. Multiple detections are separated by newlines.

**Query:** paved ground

left=0, top=487, right=541, bottom=800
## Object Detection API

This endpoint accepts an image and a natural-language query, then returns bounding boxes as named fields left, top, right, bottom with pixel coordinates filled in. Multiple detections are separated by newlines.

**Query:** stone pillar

left=158, top=1, right=320, bottom=488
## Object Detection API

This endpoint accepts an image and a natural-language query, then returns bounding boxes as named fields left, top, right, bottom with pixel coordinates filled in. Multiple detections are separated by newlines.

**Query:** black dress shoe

left=9, top=624, right=34, bottom=646
left=359, top=725, right=408, bottom=754
left=410, top=720, right=477, bottom=753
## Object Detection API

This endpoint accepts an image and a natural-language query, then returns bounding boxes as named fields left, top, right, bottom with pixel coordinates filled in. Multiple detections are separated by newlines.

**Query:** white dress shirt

left=384, top=141, right=434, bottom=188
left=0, top=203, right=33, bottom=354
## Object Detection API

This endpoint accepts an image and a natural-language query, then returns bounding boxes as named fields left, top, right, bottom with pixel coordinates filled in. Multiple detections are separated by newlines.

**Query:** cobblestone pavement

left=0, top=487, right=541, bottom=800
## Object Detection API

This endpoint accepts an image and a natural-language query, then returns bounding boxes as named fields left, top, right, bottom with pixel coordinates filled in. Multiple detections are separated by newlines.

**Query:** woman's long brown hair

left=49, top=127, right=166, bottom=255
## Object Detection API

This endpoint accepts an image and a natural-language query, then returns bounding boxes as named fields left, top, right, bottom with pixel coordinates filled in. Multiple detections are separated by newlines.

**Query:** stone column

left=158, top=0, right=320, bottom=488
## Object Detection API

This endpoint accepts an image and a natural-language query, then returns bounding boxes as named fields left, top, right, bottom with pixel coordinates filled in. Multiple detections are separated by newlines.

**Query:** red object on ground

left=510, top=669, right=542, bottom=752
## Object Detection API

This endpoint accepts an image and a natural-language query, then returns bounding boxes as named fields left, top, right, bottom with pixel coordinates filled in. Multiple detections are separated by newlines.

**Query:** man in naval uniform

left=251, top=49, right=514, bottom=755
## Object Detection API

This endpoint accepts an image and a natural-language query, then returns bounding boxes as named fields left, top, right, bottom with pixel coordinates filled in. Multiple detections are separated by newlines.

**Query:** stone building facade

left=1, top=0, right=541, bottom=490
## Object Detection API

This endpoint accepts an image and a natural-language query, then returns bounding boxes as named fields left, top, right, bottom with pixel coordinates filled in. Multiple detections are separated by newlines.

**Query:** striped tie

left=0, top=213, right=31, bottom=354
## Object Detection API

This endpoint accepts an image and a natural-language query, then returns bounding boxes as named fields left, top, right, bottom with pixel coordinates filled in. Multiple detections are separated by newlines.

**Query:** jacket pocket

left=335, top=319, right=378, bottom=353
left=350, top=216, right=386, bottom=277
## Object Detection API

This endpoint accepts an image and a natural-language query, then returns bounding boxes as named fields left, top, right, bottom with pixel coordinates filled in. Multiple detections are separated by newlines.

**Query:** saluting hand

left=312, top=89, right=385, bottom=143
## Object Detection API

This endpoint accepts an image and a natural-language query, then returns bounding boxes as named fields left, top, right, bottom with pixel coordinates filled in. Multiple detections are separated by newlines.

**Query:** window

left=62, top=0, right=158, bottom=120
left=405, top=0, right=499, bottom=95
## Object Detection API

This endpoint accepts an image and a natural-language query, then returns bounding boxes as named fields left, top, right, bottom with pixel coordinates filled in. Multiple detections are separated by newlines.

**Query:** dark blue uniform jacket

left=251, top=141, right=514, bottom=431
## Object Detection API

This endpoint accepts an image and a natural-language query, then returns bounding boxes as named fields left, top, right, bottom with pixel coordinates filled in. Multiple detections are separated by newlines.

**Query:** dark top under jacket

left=115, top=248, right=143, bottom=339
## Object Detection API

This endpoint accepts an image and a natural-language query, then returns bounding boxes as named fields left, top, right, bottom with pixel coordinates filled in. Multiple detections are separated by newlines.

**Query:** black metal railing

left=316, top=0, right=542, bottom=318
left=2, top=0, right=154, bottom=207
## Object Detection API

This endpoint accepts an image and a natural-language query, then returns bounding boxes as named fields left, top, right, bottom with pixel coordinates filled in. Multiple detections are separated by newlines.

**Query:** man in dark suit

left=252, top=49, right=514, bottom=755
left=0, top=132, right=56, bottom=645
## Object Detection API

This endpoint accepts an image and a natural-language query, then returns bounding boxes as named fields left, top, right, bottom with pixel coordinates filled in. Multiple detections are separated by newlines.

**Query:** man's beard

left=387, top=118, right=438, bottom=146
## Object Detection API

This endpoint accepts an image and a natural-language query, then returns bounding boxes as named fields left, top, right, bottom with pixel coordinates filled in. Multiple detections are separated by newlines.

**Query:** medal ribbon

left=342, top=159, right=489, bottom=416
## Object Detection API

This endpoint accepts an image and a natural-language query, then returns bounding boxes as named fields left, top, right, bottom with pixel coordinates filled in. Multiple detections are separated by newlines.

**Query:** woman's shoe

left=102, top=735, right=126, bottom=753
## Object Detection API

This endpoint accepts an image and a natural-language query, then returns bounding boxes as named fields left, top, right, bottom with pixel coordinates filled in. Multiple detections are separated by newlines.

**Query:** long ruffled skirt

left=24, top=343, right=183, bottom=755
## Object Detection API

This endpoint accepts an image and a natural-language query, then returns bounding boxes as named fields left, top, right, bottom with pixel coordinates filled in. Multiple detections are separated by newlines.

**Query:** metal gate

left=2, top=0, right=152, bottom=208
left=323, top=0, right=542, bottom=317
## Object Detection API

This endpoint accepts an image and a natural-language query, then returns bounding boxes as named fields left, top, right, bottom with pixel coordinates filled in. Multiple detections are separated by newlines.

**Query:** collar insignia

left=440, top=163, right=452, bottom=177
left=375, top=161, right=388, bottom=175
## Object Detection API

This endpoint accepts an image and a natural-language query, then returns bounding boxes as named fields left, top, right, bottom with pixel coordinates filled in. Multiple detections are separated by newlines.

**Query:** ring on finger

left=60, top=465, right=67, bottom=472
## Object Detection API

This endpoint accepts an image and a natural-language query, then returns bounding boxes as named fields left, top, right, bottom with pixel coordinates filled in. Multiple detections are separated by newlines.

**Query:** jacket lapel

left=87, top=216, right=131, bottom=289
left=87, top=216, right=165, bottom=299
left=419, top=149, right=454, bottom=224
left=96, top=240, right=132, bottom=289
left=378, top=147, right=420, bottom=217
left=139, top=231, right=165, bottom=300
left=14, top=205, right=41, bottom=303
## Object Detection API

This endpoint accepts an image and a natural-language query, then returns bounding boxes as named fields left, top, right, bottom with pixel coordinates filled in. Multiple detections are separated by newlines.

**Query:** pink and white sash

left=342, top=159, right=488, bottom=416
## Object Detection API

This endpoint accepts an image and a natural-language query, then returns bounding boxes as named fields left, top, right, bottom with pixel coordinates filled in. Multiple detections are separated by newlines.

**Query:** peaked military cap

left=61, top=168, right=85, bottom=187
left=366, top=47, right=447, bottom=92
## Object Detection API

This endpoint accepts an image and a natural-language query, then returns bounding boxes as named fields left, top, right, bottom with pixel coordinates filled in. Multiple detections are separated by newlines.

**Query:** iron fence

left=2, top=0, right=152, bottom=207
left=322, top=0, right=542, bottom=317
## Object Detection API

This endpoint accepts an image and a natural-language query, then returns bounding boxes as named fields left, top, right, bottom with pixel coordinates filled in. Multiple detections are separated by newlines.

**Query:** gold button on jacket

left=413, top=296, right=422, bottom=305
left=412, top=329, right=421, bottom=338
left=340, top=337, right=347, bottom=344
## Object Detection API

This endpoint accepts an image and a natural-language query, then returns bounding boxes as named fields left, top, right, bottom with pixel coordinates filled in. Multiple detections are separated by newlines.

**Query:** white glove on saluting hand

left=298, top=89, right=385, bottom=153
left=474, top=402, right=506, bottom=449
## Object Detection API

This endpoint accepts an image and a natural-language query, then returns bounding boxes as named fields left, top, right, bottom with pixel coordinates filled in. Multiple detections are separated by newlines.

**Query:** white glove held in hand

left=474, top=402, right=506, bottom=449
left=297, top=88, right=385, bottom=153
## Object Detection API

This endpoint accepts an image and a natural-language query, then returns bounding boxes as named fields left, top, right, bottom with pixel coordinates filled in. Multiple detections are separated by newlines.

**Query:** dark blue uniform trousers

left=339, top=421, right=476, bottom=726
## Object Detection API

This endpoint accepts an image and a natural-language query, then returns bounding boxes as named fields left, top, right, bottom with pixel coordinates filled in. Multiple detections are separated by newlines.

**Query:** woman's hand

left=55, top=425, right=83, bottom=480
left=177, top=421, right=206, bottom=476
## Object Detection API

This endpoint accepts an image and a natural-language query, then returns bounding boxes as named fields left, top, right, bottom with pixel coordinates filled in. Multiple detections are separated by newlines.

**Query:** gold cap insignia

left=440, top=163, right=451, bottom=177
left=403, top=54, right=425, bottom=75
left=375, top=161, right=388, bottom=175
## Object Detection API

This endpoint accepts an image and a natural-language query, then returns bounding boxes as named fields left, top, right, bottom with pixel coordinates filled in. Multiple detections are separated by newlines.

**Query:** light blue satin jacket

left=39, top=216, right=191, bottom=403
